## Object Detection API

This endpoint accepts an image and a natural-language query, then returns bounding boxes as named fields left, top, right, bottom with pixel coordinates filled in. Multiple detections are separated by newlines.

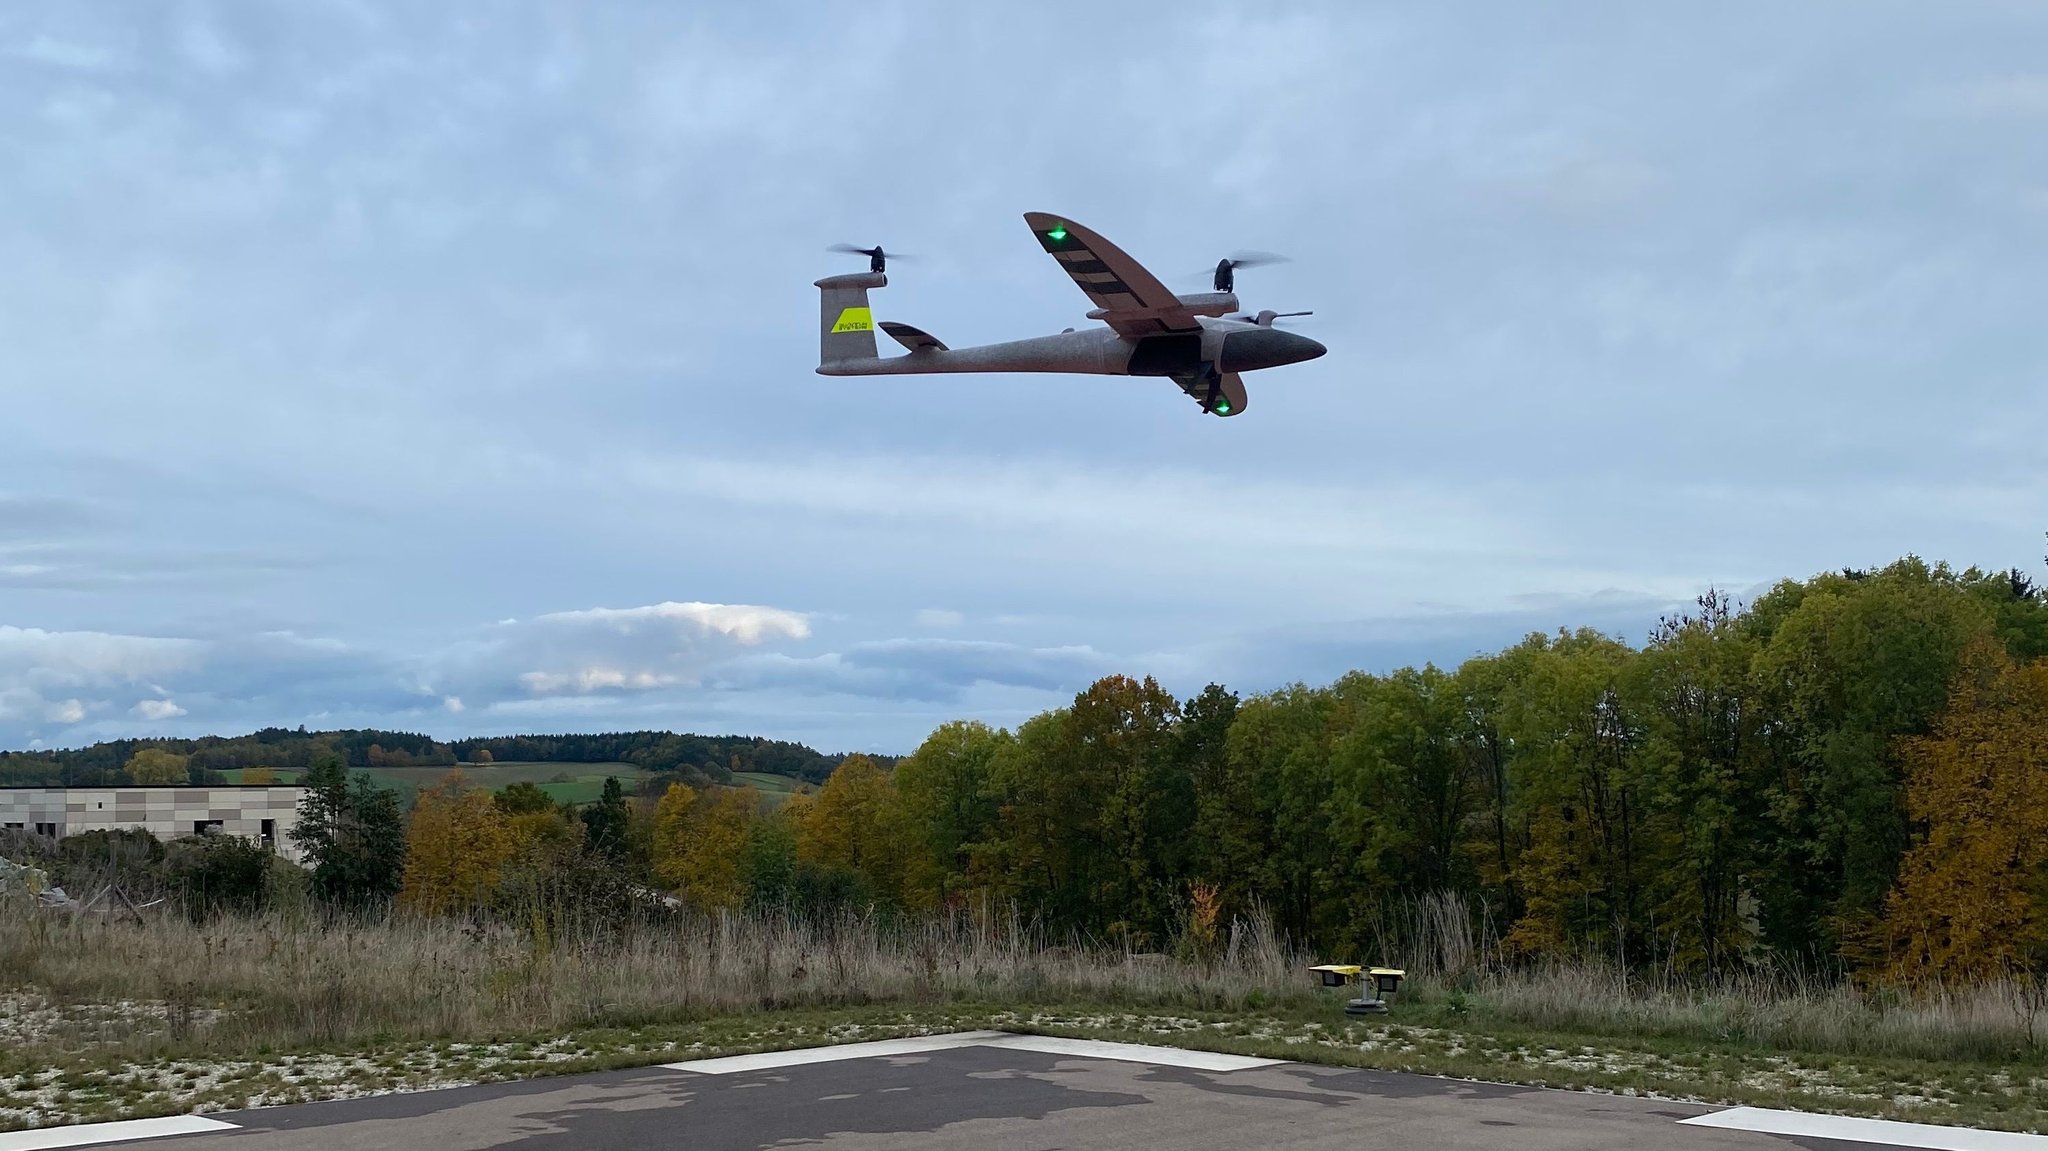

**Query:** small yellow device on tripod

left=1309, top=964, right=1406, bottom=1015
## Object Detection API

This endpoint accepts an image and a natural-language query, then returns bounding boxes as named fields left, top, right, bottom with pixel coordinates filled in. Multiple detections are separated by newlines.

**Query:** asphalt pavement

left=6, top=1033, right=2035, bottom=1151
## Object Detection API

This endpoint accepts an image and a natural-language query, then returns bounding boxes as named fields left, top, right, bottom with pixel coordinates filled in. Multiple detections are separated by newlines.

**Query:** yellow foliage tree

left=795, top=754, right=910, bottom=901
left=1882, top=640, right=2048, bottom=984
left=125, top=747, right=189, bottom=785
left=651, top=781, right=699, bottom=883
left=651, top=784, right=760, bottom=911
left=242, top=766, right=278, bottom=785
left=399, top=771, right=515, bottom=916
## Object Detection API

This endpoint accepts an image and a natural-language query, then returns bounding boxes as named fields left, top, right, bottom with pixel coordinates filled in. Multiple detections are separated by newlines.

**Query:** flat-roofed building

left=0, top=787, right=308, bottom=861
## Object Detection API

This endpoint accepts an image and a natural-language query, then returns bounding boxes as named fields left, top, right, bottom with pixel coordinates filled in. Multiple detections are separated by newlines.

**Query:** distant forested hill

left=0, top=726, right=892, bottom=789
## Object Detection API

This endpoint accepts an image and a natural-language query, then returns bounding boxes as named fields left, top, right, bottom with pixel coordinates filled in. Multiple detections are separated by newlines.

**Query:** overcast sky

left=4, top=2, right=2045, bottom=753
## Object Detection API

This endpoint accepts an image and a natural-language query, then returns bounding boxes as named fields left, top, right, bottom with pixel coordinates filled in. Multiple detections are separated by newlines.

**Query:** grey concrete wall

left=0, top=787, right=309, bottom=862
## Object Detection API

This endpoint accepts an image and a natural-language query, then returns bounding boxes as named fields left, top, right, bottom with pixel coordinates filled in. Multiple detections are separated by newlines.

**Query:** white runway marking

left=0, top=1115, right=238, bottom=1150
left=977, top=1034, right=1283, bottom=1071
left=659, top=1031, right=1280, bottom=1075
left=660, top=1031, right=1010, bottom=1074
left=1680, top=1106, right=2048, bottom=1150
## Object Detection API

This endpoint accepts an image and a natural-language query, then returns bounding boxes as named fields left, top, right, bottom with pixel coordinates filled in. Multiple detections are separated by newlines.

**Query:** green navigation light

left=1215, top=401, right=1232, bottom=414
left=1047, top=226, right=1068, bottom=242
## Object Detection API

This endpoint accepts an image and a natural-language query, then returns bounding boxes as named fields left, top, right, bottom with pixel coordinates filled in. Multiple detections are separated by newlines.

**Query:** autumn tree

left=796, top=754, right=909, bottom=903
left=242, top=766, right=278, bottom=786
left=126, top=748, right=190, bottom=785
left=400, top=771, right=515, bottom=916
left=1882, top=640, right=2048, bottom=984
left=651, top=784, right=760, bottom=911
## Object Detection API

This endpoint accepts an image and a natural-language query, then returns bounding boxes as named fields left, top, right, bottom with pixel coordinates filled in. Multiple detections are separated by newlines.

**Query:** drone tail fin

left=814, top=272, right=884, bottom=371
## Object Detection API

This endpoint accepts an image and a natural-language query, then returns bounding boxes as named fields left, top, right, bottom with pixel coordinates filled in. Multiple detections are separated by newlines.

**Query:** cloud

left=915, top=608, right=965, bottom=628
left=725, top=638, right=1116, bottom=703
left=437, top=601, right=812, bottom=704
left=527, top=601, right=809, bottom=645
left=132, top=698, right=187, bottom=720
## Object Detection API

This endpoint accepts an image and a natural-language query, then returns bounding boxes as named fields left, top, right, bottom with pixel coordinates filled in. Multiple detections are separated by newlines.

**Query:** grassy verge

left=2, top=906, right=2041, bottom=1134
left=4, top=998, right=2043, bottom=1134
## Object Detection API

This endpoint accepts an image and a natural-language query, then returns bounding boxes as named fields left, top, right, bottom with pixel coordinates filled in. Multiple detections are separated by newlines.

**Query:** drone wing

left=1171, top=370, right=1248, bottom=417
left=1024, top=212, right=1201, bottom=337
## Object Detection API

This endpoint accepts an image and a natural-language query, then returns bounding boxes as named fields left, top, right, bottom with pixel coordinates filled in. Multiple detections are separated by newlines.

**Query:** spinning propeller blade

left=827, top=244, right=916, bottom=273
left=1187, top=250, right=1291, bottom=292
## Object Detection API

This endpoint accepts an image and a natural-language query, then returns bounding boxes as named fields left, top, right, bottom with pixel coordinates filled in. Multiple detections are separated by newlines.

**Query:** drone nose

left=1220, top=327, right=1326, bottom=372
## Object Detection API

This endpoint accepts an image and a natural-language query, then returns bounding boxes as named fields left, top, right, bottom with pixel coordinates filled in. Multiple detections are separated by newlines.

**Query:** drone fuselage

left=817, top=313, right=1323, bottom=378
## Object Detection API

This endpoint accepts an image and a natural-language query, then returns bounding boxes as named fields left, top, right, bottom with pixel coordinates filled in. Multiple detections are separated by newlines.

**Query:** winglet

left=879, top=321, right=948, bottom=353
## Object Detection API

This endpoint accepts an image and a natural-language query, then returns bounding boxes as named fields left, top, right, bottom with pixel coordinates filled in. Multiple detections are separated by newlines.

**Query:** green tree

left=1748, top=558, right=1999, bottom=958
left=166, top=833, right=271, bottom=920
left=495, top=781, right=555, bottom=815
left=981, top=710, right=1088, bottom=926
left=893, top=720, right=1007, bottom=907
left=289, top=754, right=407, bottom=911
left=1065, top=674, right=1182, bottom=944
left=1497, top=629, right=1651, bottom=962
left=1331, top=666, right=1476, bottom=900
left=580, top=775, right=630, bottom=862
left=1221, top=683, right=1339, bottom=942
left=1631, top=590, right=1767, bottom=974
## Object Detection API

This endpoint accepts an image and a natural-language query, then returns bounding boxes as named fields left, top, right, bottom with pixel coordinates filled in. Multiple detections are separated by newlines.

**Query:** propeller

left=1207, top=250, right=1289, bottom=293
left=1235, top=309, right=1312, bottom=327
left=828, top=244, right=915, bottom=274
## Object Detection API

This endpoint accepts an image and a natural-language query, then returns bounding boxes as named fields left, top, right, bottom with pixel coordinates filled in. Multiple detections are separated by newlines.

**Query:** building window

left=260, top=819, right=276, bottom=843
left=3, top=822, right=21, bottom=830
left=35, top=822, right=57, bottom=837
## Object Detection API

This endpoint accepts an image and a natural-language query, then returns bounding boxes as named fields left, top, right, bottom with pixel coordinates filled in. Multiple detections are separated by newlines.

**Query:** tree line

left=375, top=554, right=2048, bottom=987
left=11, top=553, right=2044, bottom=989
left=0, top=726, right=886, bottom=790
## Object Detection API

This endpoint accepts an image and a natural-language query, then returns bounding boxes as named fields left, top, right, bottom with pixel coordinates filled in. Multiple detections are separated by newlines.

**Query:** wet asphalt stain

left=456, top=1047, right=1146, bottom=1150
left=227, top=1065, right=696, bottom=1132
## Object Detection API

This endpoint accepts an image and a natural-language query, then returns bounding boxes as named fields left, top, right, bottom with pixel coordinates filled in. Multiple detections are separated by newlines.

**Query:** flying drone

left=815, top=213, right=1323, bottom=417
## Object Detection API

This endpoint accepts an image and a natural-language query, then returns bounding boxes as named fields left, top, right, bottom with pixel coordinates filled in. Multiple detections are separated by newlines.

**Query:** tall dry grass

left=0, top=900, right=1302, bottom=1059
left=2, top=889, right=2041, bottom=1067
left=1355, top=891, right=2048, bottom=1064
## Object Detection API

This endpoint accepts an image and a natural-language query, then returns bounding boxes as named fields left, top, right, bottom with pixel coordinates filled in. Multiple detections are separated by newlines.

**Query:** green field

left=728, top=771, right=803, bottom=794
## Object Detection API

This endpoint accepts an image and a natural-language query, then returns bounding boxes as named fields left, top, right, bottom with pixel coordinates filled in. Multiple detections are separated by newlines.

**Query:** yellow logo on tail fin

left=830, top=307, right=873, bottom=334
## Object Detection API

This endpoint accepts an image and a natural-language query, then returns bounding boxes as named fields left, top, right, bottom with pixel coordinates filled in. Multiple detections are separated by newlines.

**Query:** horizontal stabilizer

left=879, top=321, right=948, bottom=352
